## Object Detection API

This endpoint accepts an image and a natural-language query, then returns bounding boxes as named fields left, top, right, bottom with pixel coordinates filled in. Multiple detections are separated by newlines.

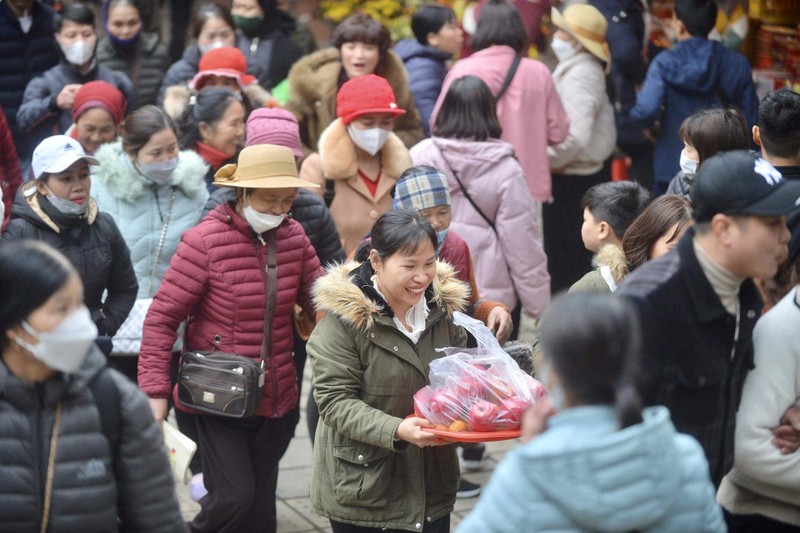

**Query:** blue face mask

left=108, top=30, right=140, bottom=49
left=436, top=228, right=448, bottom=249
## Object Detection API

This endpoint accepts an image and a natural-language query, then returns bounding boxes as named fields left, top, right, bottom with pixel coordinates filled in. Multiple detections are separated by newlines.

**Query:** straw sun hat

left=551, top=5, right=611, bottom=71
left=213, top=144, right=319, bottom=189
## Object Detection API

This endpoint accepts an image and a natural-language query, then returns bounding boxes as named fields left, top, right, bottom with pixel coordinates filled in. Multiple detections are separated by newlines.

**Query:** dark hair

left=581, top=181, right=651, bottom=240
left=679, top=107, right=749, bottom=166
left=674, top=0, right=718, bottom=37
left=0, top=241, right=75, bottom=351
left=622, top=194, right=693, bottom=272
left=121, top=105, right=177, bottom=156
left=178, top=87, right=243, bottom=150
left=433, top=76, right=502, bottom=141
left=190, top=2, right=235, bottom=41
left=54, top=3, right=96, bottom=31
left=412, top=4, right=456, bottom=46
left=758, top=89, right=800, bottom=159
left=354, top=210, right=438, bottom=263
left=331, top=13, right=392, bottom=60
left=105, top=0, right=141, bottom=14
left=470, top=0, right=528, bottom=55
left=539, top=292, right=643, bottom=429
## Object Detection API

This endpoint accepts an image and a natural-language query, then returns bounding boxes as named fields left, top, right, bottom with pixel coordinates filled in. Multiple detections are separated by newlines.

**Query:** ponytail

left=614, top=379, right=643, bottom=429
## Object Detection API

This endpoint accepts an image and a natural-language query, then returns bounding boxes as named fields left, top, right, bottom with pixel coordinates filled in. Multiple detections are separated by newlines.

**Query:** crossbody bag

left=177, top=231, right=278, bottom=418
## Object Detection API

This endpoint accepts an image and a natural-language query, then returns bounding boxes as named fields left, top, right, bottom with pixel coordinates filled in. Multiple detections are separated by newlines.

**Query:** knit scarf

left=195, top=141, right=232, bottom=172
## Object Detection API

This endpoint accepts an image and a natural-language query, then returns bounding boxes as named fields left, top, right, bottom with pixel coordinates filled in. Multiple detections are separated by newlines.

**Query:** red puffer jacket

left=138, top=202, right=323, bottom=417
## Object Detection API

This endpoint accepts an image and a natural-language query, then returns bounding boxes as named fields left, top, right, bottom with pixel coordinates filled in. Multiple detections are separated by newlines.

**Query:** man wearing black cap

left=618, top=150, right=800, bottom=488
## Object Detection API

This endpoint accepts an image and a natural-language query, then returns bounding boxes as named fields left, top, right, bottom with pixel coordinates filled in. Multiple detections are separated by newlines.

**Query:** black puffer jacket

left=0, top=348, right=186, bottom=532
left=0, top=1, right=59, bottom=160
left=16, top=61, right=134, bottom=155
left=96, top=31, right=169, bottom=108
left=203, top=187, right=345, bottom=266
left=2, top=183, right=138, bottom=336
left=158, top=44, right=201, bottom=105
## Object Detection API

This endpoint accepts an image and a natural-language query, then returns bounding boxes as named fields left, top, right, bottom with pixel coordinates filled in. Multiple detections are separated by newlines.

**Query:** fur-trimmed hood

left=11, top=181, right=99, bottom=233
left=313, top=259, right=469, bottom=330
left=594, top=243, right=629, bottom=284
left=317, top=118, right=411, bottom=181
left=91, top=141, right=209, bottom=202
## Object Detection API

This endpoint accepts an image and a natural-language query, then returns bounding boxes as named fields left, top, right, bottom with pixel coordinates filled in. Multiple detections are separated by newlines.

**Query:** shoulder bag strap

left=40, top=403, right=63, bottom=533
left=433, top=142, right=499, bottom=237
left=259, top=231, right=279, bottom=373
left=495, top=54, right=522, bottom=102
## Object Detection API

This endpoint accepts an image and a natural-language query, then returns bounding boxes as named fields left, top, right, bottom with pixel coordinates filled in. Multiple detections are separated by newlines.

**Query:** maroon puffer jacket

left=138, top=202, right=323, bottom=417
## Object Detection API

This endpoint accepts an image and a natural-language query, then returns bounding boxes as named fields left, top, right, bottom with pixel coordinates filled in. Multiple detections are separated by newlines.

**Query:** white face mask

left=136, top=156, right=179, bottom=185
left=679, top=151, right=698, bottom=178
left=15, top=307, right=98, bottom=374
left=59, top=39, right=95, bottom=66
left=347, top=124, right=390, bottom=156
left=551, top=38, right=577, bottom=63
left=243, top=194, right=285, bottom=234
left=198, top=40, right=227, bottom=55
left=538, top=359, right=565, bottom=411
left=44, top=184, right=88, bottom=216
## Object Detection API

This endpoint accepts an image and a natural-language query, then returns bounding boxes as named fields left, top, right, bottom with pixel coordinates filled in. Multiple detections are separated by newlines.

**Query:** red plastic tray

left=406, top=415, right=521, bottom=443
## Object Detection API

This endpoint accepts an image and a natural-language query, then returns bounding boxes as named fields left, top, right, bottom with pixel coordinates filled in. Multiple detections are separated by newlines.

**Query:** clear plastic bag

left=414, top=312, right=547, bottom=432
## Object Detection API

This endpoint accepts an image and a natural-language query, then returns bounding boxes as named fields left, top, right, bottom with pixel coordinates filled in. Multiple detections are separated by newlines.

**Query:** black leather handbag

left=177, top=232, right=278, bottom=418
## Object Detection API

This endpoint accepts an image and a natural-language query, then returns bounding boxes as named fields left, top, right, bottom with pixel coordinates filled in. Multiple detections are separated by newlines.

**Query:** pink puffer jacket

left=138, top=202, right=323, bottom=417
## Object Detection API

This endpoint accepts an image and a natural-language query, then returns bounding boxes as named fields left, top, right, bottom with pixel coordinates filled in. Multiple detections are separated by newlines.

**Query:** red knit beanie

left=336, top=74, right=406, bottom=125
left=71, top=81, right=126, bottom=125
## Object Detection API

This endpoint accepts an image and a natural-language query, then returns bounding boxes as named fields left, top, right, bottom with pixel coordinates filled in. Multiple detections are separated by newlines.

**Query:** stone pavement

left=174, top=316, right=539, bottom=532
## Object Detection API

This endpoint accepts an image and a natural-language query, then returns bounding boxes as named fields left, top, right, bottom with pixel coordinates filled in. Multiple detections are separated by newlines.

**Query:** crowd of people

left=0, top=0, right=799, bottom=532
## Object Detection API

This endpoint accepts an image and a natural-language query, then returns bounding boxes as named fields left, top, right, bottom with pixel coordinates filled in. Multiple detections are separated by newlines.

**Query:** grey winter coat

left=97, top=32, right=169, bottom=108
left=0, top=348, right=185, bottom=532
left=2, top=182, right=138, bottom=337
left=16, top=60, right=134, bottom=154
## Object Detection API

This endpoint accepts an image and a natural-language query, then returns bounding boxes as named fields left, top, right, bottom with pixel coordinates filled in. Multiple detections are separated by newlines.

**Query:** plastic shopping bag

left=414, top=312, right=547, bottom=432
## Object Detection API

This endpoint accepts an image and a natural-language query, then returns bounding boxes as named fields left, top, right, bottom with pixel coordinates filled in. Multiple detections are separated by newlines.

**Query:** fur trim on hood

left=14, top=181, right=99, bottom=233
left=317, top=118, right=411, bottom=181
left=313, top=260, right=469, bottom=331
left=593, top=244, right=629, bottom=284
left=92, top=141, right=209, bottom=202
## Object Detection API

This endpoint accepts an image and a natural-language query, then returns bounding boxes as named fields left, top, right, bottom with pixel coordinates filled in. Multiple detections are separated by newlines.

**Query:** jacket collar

left=13, top=181, right=98, bottom=233
left=317, top=118, right=411, bottom=186
left=677, top=228, right=761, bottom=323
left=552, top=52, right=601, bottom=82
left=313, top=259, right=469, bottom=331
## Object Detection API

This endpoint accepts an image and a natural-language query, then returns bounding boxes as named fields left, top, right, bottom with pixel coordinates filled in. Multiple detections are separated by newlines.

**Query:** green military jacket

left=307, top=260, right=469, bottom=531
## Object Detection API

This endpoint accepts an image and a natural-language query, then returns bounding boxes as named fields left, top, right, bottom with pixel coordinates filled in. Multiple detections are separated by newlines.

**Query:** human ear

left=597, top=221, right=611, bottom=242
left=369, top=249, right=381, bottom=272
left=427, top=31, right=439, bottom=48
left=198, top=121, right=211, bottom=142
left=752, top=125, right=762, bottom=147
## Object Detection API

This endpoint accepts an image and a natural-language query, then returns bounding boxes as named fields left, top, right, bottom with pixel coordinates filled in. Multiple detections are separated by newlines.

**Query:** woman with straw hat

left=542, top=3, right=618, bottom=294
left=138, top=143, right=324, bottom=533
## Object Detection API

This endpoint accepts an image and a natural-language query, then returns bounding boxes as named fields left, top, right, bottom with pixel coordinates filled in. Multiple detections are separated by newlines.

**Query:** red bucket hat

left=189, top=47, right=256, bottom=91
left=336, top=74, right=406, bottom=125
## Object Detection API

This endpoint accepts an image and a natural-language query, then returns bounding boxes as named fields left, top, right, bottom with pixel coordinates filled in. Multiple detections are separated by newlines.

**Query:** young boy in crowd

left=629, top=0, right=758, bottom=194
left=753, top=88, right=800, bottom=181
left=570, top=180, right=650, bottom=293
left=394, top=5, right=463, bottom=136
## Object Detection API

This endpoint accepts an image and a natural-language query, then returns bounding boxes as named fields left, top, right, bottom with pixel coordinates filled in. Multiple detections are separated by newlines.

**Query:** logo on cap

left=755, top=158, right=782, bottom=186
left=63, top=142, right=76, bottom=152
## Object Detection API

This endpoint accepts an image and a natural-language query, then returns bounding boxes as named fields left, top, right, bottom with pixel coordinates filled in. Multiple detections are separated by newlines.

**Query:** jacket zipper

left=33, top=398, right=44, bottom=524
left=717, top=306, right=742, bottom=481
left=255, top=235, right=280, bottom=417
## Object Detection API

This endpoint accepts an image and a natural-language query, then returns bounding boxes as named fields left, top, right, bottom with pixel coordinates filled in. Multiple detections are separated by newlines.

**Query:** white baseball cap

left=31, top=135, right=99, bottom=180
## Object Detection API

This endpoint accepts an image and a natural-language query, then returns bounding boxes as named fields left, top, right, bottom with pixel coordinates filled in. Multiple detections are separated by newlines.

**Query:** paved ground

left=175, top=316, right=539, bottom=532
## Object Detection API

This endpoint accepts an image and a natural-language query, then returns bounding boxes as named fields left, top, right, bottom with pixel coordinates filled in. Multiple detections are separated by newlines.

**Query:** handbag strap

left=434, top=142, right=499, bottom=237
left=146, top=187, right=177, bottom=295
left=40, top=403, right=62, bottom=533
left=259, top=231, right=278, bottom=372
left=496, top=54, right=522, bottom=102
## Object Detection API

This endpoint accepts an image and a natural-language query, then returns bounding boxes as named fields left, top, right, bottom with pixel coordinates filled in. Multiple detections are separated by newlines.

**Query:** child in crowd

left=753, top=88, right=800, bottom=180
left=666, top=107, right=750, bottom=197
left=570, top=181, right=650, bottom=293
left=458, top=293, right=725, bottom=532
left=394, top=4, right=463, bottom=136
